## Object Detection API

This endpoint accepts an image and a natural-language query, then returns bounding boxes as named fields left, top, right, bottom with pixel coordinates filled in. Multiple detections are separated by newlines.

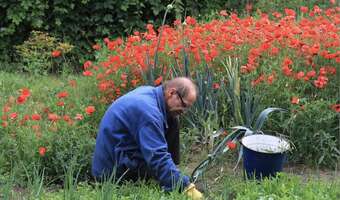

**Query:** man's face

left=165, top=88, right=196, bottom=117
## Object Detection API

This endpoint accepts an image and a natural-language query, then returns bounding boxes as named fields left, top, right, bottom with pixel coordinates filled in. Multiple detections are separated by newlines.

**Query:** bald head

left=163, top=77, right=198, bottom=99
left=163, top=77, right=198, bottom=116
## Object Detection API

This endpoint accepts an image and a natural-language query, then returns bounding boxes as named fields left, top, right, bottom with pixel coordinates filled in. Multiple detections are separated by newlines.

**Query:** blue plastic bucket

left=241, top=134, right=290, bottom=180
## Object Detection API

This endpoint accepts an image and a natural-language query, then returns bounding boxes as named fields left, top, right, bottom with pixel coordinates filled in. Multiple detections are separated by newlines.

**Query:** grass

left=0, top=71, right=94, bottom=101
left=1, top=169, right=339, bottom=200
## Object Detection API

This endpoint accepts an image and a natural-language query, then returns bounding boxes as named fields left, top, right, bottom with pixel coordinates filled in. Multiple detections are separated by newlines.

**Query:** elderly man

left=92, top=77, right=203, bottom=199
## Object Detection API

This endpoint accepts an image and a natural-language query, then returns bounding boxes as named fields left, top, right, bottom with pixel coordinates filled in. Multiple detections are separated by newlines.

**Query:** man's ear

left=168, top=88, right=176, bottom=96
left=164, top=87, right=174, bottom=99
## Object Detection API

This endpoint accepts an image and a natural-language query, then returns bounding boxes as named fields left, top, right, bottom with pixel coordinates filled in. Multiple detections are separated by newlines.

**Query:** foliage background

left=0, top=0, right=334, bottom=65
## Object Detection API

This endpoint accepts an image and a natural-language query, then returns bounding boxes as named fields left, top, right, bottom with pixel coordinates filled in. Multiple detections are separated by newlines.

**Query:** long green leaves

left=221, top=57, right=244, bottom=125
left=253, top=108, right=288, bottom=132
left=191, top=128, right=244, bottom=183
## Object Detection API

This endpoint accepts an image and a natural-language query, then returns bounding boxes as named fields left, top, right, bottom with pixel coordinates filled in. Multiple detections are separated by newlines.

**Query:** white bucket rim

left=241, top=134, right=290, bottom=154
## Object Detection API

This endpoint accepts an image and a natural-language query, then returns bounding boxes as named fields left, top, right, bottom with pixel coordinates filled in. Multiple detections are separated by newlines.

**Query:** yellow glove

left=183, top=183, right=203, bottom=200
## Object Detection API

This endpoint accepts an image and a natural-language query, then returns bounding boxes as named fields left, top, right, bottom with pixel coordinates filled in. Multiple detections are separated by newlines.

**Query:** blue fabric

left=92, top=85, right=190, bottom=191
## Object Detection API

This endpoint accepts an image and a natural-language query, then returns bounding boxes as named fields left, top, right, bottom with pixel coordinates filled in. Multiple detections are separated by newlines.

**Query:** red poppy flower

left=39, top=147, right=47, bottom=156
left=98, top=82, right=109, bottom=92
left=92, top=44, right=101, bottom=50
left=306, top=70, right=316, bottom=78
left=131, top=79, right=138, bottom=87
left=291, top=97, right=300, bottom=104
left=219, top=10, right=228, bottom=16
left=9, top=112, right=18, bottom=120
left=212, top=83, right=220, bottom=89
left=300, top=6, right=308, bottom=13
left=23, top=115, right=30, bottom=121
left=3, top=105, right=10, bottom=113
left=326, top=66, right=336, bottom=75
left=284, top=8, right=296, bottom=16
left=314, top=76, right=328, bottom=89
left=57, top=91, right=68, bottom=98
left=51, top=50, right=61, bottom=58
left=272, top=12, right=282, bottom=18
left=270, top=47, right=279, bottom=55
left=173, top=19, right=181, bottom=26
left=154, top=76, right=163, bottom=86
left=83, top=61, right=92, bottom=70
left=16, top=95, right=27, bottom=104
left=226, top=141, right=237, bottom=150
left=31, top=114, right=41, bottom=121
left=21, top=88, right=31, bottom=97
left=56, top=101, right=65, bottom=106
left=83, top=70, right=93, bottom=76
left=267, top=74, right=275, bottom=84
left=331, top=104, right=340, bottom=113
left=293, top=72, right=303, bottom=80
left=121, top=73, right=128, bottom=81
left=313, top=5, right=322, bottom=14
left=2, top=115, right=7, bottom=120
left=75, top=114, right=83, bottom=120
left=185, top=16, right=196, bottom=26
left=1, top=121, right=8, bottom=128
left=85, top=106, right=95, bottom=115
left=48, top=113, right=59, bottom=122
left=63, top=115, right=71, bottom=122
left=43, top=107, right=50, bottom=114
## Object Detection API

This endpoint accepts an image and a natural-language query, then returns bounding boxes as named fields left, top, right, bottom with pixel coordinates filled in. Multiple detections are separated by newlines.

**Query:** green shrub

left=15, top=31, right=74, bottom=75
left=285, top=100, right=340, bottom=167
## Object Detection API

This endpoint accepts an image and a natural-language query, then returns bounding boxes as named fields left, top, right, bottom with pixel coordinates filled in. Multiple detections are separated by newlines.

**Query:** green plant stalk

left=191, top=128, right=244, bottom=183
left=63, top=164, right=81, bottom=200
left=221, top=57, right=244, bottom=125
left=23, top=165, right=45, bottom=198
left=145, top=1, right=175, bottom=85
left=153, top=2, right=175, bottom=69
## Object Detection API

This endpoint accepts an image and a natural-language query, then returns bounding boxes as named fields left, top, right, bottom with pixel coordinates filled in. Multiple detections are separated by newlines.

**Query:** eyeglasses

left=176, top=91, right=188, bottom=109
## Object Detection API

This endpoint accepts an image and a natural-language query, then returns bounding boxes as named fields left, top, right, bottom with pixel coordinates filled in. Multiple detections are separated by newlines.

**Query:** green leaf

left=120, top=4, right=129, bottom=11
left=103, top=14, right=113, bottom=23
left=253, top=107, right=288, bottom=132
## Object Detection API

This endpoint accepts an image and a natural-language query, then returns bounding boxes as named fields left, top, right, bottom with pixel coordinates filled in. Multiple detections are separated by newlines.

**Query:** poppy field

left=82, top=4, right=339, bottom=167
left=0, top=2, right=339, bottom=199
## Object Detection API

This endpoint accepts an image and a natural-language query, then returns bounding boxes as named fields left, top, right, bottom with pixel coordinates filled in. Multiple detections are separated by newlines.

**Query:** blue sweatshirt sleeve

left=137, top=120, right=190, bottom=191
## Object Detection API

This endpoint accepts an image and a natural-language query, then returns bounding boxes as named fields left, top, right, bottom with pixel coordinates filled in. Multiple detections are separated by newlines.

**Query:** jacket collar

left=155, top=85, right=168, bottom=129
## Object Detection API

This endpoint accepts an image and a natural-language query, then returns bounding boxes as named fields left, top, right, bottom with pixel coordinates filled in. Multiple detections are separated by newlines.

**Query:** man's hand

left=183, top=183, right=203, bottom=200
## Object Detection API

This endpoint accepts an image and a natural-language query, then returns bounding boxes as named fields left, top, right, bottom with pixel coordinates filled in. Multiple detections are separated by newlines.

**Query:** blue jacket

left=92, top=85, right=190, bottom=191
